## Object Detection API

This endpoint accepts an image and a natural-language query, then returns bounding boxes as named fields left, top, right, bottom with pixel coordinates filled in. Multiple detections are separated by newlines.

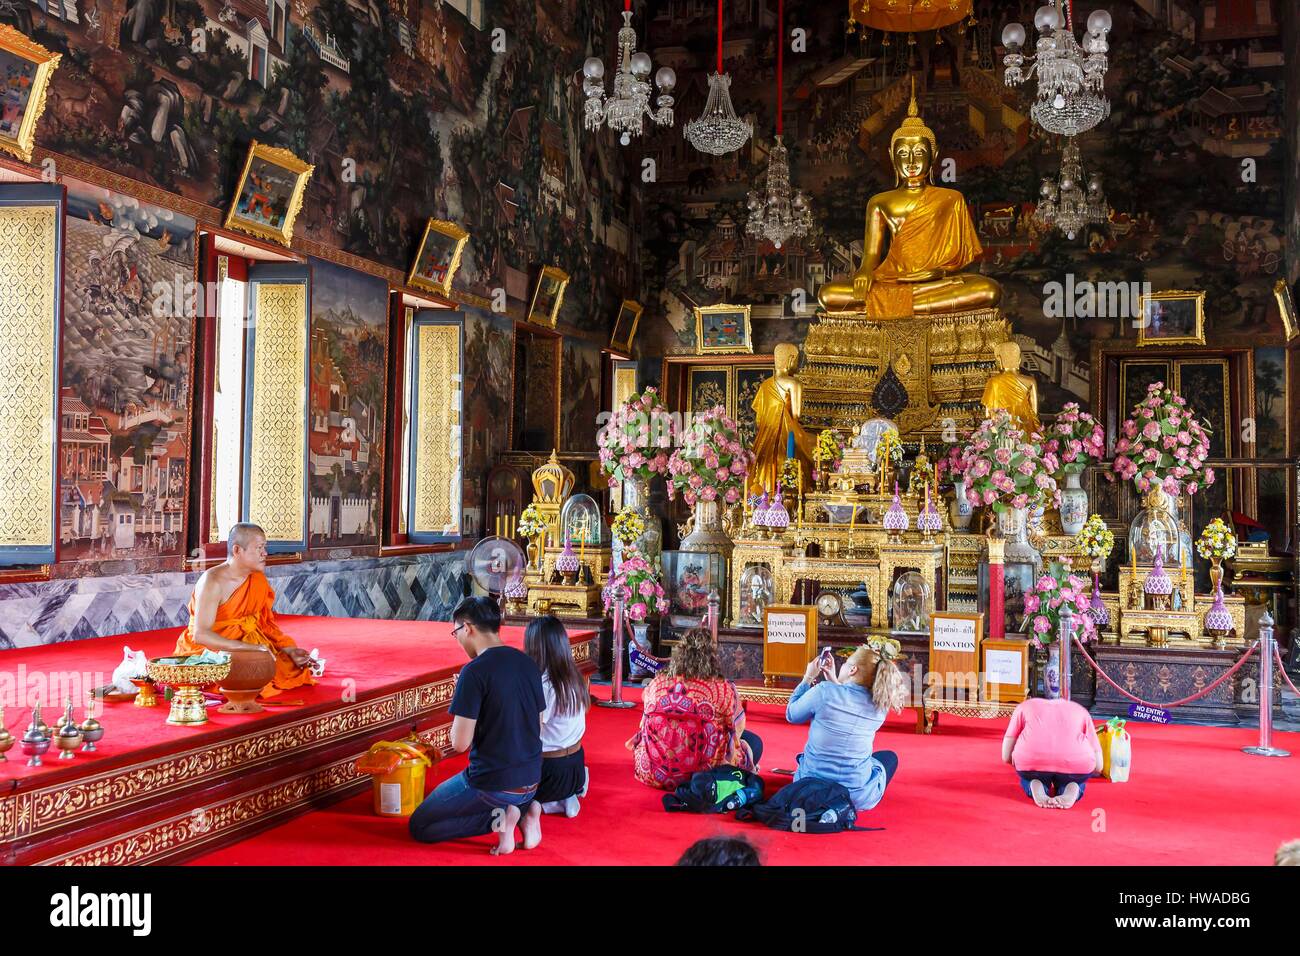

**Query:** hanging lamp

left=582, top=0, right=676, bottom=146
left=746, top=0, right=811, bottom=249
left=684, top=0, right=752, bottom=155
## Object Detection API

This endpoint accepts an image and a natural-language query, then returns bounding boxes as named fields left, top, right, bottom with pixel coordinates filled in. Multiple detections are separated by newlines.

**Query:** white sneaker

left=578, top=767, right=590, bottom=798
left=563, top=794, right=581, bottom=818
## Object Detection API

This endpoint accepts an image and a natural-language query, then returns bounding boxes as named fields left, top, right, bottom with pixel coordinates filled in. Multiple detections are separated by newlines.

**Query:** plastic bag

left=1096, top=717, right=1131, bottom=782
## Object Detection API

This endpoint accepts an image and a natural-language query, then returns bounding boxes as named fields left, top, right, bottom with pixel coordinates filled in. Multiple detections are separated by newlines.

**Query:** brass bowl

left=146, top=658, right=232, bottom=726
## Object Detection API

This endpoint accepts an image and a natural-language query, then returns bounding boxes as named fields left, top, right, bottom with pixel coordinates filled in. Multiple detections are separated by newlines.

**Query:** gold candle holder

left=78, top=694, right=104, bottom=752
left=54, top=698, right=82, bottom=760
left=131, top=678, right=159, bottom=708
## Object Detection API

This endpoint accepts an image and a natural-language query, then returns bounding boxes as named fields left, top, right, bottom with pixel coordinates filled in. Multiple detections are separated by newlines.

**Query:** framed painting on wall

left=1136, top=291, right=1205, bottom=347
left=224, top=141, right=314, bottom=247
left=1274, top=279, right=1297, bottom=342
left=0, top=25, right=60, bottom=164
left=610, top=299, right=642, bottom=353
left=694, top=304, right=752, bottom=354
left=528, top=266, right=569, bottom=328
left=407, top=219, right=469, bottom=297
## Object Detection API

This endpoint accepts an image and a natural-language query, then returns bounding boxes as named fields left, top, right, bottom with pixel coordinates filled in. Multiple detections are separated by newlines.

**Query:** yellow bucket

left=356, top=740, right=432, bottom=818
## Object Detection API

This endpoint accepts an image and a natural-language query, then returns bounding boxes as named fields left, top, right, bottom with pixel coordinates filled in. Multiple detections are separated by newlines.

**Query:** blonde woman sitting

left=785, top=639, right=910, bottom=811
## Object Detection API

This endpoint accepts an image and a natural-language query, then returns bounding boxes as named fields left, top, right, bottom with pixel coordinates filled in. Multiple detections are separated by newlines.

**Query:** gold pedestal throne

left=802, top=82, right=1010, bottom=440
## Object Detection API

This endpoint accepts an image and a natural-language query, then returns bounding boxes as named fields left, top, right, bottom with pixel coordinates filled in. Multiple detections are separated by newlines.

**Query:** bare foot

left=520, top=801, right=543, bottom=850
left=489, top=804, right=520, bottom=856
left=1029, top=779, right=1051, bottom=808
left=1056, top=783, right=1080, bottom=809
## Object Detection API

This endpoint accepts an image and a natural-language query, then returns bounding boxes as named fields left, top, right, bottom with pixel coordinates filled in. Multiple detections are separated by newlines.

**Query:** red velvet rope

left=716, top=0, right=724, bottom=73
left=776, top=0, right=783, bottom=133
left=1275, top=645, right=1300, bottom=698
left=1073, top=635, right=1260, bottom=710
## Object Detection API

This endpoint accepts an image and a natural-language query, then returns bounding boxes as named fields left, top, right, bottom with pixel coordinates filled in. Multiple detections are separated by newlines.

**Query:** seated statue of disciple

left=748, top=343, right=817, bottom=498
left=817, top=81, right=1001, bottom=317
left=174, top=522, right=317, bottom=698
left=981, top=340, right=1041, bottom=436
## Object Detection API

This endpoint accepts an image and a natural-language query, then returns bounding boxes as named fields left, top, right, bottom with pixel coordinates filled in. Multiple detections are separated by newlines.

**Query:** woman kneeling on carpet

left=525, top=615, right=590, bottom=817
left=785, top=638, right=908, bottom=812
left=627, top=628, right=761, bottom=790
left=1002, top=697, right=1103, bottom=809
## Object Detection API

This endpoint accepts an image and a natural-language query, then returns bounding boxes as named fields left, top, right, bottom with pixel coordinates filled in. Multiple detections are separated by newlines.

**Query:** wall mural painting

left=12, top=0, right=639, bottom=333
left=462, top=305, right=515, bottom=523
left=560, top=337, right=601, bottom=454
left=307, top=256, right=387, bottom=550
left=1254, top=346, right=1286, bottom=459
left=637, top=1, right=1289, bottom=418
left=59, top=178, right=197, bottom=562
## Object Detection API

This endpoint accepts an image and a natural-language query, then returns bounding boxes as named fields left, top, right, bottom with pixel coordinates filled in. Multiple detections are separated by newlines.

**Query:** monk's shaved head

left=229, top=523, right=266, bottom=555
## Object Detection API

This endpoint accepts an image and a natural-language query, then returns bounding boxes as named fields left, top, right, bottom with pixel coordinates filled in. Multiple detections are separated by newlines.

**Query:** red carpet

left=0, top=617, right=564, bottom=785
left=188, top=688, right=1300, bottom=866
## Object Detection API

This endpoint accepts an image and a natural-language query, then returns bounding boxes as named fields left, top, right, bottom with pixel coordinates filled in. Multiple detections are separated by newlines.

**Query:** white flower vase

left=628, top=621, right=654, bottom=680
left=680, top=497, right=733, bottom=561
left=1043, top=642, right=1062, bottom=699
left=1059, top=472, right=1088, bottom=535
left=950, top=478, right=973, bottom=530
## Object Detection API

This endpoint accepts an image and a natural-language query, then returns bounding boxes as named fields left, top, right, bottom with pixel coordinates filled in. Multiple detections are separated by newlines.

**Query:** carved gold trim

left=224, top=141, right=315, bottom=248
left=0, top=25, right=60, bottom=164
left=407, top=219, right=469, bottom=297
left=0, top=203, right=57, bottom=548
left=412, top=322, right=461, bottom=535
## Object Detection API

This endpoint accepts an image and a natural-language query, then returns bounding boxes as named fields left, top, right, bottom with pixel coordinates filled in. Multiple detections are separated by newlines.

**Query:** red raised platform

left=0, top=616, right=597, bottom=865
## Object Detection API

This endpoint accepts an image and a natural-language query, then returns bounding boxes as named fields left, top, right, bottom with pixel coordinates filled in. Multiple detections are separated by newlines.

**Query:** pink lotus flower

left=1024, top=594, right=1041, bottom=613
left=1033, top=615, right=1052, bottom=634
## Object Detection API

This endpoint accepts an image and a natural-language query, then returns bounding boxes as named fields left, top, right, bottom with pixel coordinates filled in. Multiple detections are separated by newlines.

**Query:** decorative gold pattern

left=0, top=204, right=57, bottom=548
left=0, top=25, right=61, bottom=164
left=246, top=280, right=308, bottom=542
left=223, top=141, right=314, bottom=247
left=412, top=322, right=461, bottom=536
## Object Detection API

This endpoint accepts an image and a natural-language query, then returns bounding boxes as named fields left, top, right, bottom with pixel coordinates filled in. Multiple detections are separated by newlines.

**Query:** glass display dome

left=891, top=570, right=932, bottom=633
left=737, top=563, right=775, bottom=628
left=560, top=494, right=608, bottom=546
left=1127, top=493, right=1190, bottom=564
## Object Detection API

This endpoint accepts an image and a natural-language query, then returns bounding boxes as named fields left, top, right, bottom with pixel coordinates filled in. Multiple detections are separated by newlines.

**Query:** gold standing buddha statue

left=817, top=81, right=1001, bottom=317
left=748, top=343, right=816, bottom=498
left=981, top=340, right=1041, bottom=435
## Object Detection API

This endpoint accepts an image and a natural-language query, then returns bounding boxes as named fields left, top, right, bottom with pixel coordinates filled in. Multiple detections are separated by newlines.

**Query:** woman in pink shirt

left=1001, top=698, right=1103, bottom=808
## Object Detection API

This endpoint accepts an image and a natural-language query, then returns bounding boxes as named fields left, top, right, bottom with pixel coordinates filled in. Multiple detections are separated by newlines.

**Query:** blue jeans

left=1017, top=770, right=1089, bottom=800
left=408, top=770, right=538, bottom=844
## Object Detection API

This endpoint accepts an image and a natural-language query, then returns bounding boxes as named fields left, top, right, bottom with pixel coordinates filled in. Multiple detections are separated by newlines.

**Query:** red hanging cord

left=776, top=0, right=783, bottom=134
left=716, top=0, right=724, bottom=73
left=624, top=0, right=630, bottom=12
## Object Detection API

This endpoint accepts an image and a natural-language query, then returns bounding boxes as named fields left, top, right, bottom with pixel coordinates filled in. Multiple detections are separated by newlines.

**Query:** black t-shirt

left=450, top=644, right=545, bottom=791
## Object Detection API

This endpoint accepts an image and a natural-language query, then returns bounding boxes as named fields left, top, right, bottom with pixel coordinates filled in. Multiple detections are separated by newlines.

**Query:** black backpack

left=662, top=765, right=765, bottom=814
left=736, top=777, right=882, bottom=833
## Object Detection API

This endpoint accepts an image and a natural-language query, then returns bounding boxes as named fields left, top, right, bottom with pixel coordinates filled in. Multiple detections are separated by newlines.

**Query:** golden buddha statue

left=981, top=341, right=1040, bottom=435
left=817, top=81, right=1001, bottom=317
left=748, top=343, right=816, bottom=497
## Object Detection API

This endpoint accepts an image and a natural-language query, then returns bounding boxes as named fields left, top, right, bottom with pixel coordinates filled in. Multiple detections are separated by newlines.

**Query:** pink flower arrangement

left=597, top=387, right=674, bottom=486
left=602, top=548, right=667, bottom=623
left=667, top=405, right=753, bottom=508
left=959, top=411, right=1059, bottom=514
left=1041, top=402, right=1105, bottom=479
left=1111, top=383, right=1215, bottom=497
left=934, top=437, right=971, bottom=489
left=1023, top=563, right=1097, bottom=649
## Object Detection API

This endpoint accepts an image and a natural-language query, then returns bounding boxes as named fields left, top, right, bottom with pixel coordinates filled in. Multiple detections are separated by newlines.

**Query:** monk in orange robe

left=175, top=523, right=316, bottom=698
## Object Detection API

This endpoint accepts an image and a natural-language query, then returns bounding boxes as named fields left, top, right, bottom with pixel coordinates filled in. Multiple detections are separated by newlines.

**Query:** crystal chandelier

left=745, top=0, right=809, bottom=249
left=583, top=7, right=675, bottom=146
left=1033, top=138, right=1106, bottom=240
left=1002, top=2, right=1111, bottom=137
left=684, top=0, right=751, bottom=155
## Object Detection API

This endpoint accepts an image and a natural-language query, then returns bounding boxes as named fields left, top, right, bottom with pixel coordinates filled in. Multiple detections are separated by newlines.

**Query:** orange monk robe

left=747, top=378, right=816, bottom=499
left=865, top=187, right=984, bottom=319
left=175, top=571, right=316, bottom=698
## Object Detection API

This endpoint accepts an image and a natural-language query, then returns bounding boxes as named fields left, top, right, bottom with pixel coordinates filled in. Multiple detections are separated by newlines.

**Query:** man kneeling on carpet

left=525, top=615, right=590, bottom=817
left=627, top=628, right=761, bottom=790
left=409, top=597, right=545, bottom=855
left=784, top=638, right=908, bottom=812
left=1002, top=696, right=1103, bottom=809
left=175, top=523, right=316, bottom=698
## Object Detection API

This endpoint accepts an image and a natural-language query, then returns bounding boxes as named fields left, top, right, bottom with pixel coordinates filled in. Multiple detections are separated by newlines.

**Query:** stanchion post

left=1058, top=605, right=1072, bottom=701
left=1244, top=612, right=1289, bottom=757
left=707, top=589, right=720, bottom=643
left=597, top=594, right=637, bottom=709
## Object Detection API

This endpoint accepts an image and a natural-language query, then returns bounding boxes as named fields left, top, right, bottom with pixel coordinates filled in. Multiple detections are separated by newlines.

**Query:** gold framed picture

left=694, top=304, right=753, bottom=354
left=223, top=141, right=314, bottom=247
left=1136, top=290, right=1205, bottom=347
left=0, top=25, right=61, bottom=164
left=407, top=219, right=469, bottom=297
left=1273, top=279, right=1297, bottom=342
left=610, top=299, right=642, bottom=353
left=528, top=266, right=569, bottom=328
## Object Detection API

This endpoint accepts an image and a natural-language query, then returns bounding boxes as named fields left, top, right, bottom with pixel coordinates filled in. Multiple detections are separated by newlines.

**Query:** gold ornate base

left=165, top=686, right=211, bottom=726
